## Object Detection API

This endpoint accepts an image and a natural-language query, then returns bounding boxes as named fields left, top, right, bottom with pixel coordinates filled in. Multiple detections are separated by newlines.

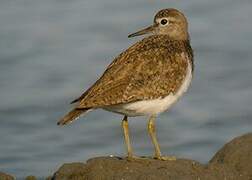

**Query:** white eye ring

left=159, top=18, right=169, bottom=26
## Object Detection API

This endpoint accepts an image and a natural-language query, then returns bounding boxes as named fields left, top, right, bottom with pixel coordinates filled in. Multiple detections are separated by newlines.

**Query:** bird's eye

left=160, top=19, right=168, bottom=25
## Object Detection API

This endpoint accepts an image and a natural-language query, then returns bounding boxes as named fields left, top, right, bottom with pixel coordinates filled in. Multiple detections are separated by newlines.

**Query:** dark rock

left=210, top=133, right=252, bottom=179
left=52, top=157, right=205, bottom=180
left=52, top=163, right=88, bottom=180
left=50, top=133, right=252, bottom=180
left=0, top=172, right=15, bottom=180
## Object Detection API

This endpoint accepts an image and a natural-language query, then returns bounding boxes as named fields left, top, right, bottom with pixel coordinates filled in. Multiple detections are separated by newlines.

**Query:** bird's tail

left=57, top=108, right=90, bottom=126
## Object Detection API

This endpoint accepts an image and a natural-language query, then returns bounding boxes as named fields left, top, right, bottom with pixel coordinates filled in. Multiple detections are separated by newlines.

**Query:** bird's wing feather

left=74, top=36, right=192, bottom=109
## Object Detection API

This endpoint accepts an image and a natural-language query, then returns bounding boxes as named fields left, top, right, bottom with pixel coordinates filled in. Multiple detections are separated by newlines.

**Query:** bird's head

left=128, top=8, right=189, bottom=40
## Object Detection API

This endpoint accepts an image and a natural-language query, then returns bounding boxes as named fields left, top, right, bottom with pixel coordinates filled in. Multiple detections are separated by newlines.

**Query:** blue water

left=0, top=0, right=252, bottom=178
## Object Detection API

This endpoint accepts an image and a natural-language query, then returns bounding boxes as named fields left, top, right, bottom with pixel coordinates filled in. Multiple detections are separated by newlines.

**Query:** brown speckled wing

left=75, top=35, right=193, bottom=109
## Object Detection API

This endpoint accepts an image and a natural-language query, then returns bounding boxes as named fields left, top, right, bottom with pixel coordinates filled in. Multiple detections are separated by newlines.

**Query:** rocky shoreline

left=1, top=133, right=252, bottom=180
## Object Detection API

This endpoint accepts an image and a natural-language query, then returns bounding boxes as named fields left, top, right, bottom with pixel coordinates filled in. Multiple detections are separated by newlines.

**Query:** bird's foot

left=125, top=155, right=149, bottom=161
left=153, top=155, right=176, bottom=161
left=124, top=155, right=176, bottom=161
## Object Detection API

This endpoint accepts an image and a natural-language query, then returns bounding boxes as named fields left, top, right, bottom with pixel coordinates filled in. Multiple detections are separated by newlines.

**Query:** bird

left=58, top=8, right=194, bottom=161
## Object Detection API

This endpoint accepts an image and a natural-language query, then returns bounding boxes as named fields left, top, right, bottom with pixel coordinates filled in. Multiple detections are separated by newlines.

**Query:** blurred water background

left=0, top=0, right=252, bottom=178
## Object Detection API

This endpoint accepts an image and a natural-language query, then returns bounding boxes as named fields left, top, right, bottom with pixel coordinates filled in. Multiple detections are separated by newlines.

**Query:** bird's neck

left=164, top=31, right=189, bottom=41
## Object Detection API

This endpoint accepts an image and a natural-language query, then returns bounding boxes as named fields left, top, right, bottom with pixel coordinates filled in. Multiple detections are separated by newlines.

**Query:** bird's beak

left=128, top=24, right=156, bottom=38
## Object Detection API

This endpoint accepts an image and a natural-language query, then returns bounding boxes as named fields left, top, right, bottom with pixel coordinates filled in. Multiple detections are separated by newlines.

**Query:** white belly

left=104, top=56, right=192, bottom=117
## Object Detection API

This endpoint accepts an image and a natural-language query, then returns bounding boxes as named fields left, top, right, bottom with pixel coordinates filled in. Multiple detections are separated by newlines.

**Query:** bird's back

left=73, top=35, right=193, bottom=109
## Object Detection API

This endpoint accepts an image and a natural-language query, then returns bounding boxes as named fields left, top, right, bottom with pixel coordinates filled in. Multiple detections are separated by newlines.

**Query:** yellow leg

left=148, top=115, right=162, bottom=158
left=147, top=115, right=176, bottom=161
left=122, top=116, right=133, bottom=159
